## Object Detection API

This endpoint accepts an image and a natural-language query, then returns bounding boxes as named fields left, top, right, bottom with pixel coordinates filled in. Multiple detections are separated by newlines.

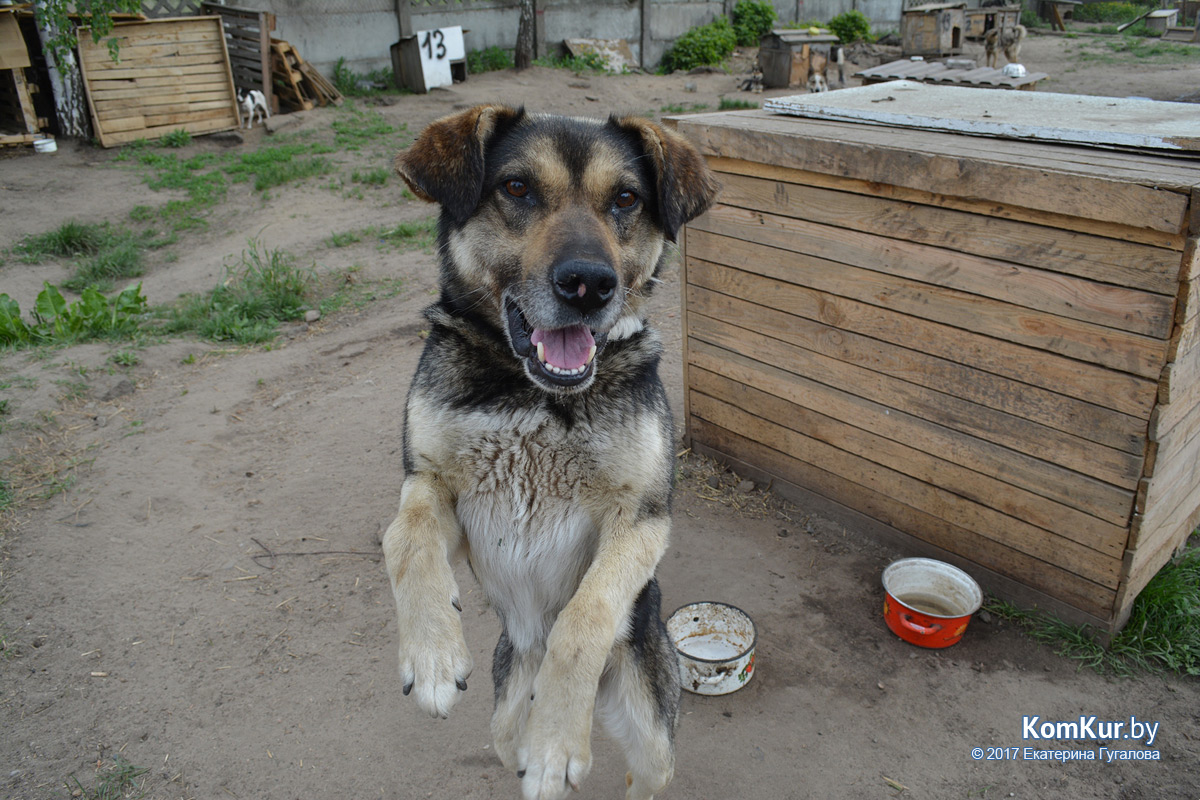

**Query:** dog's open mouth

left=505, top=297, right=601, bottom=388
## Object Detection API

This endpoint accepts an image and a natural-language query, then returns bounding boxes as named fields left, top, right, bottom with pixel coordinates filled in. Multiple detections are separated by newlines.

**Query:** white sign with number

left=416, top=26, right=465, bottom=91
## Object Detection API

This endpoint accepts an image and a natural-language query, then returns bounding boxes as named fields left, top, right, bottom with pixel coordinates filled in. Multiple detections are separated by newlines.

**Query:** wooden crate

left=77, top=16, right=239, bottom=147
left=672, top=109, right=1200, bottom=633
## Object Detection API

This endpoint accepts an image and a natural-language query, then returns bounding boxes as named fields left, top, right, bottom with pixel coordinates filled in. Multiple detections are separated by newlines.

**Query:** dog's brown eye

left=615, top=190, right=638, bottom=209
left=505, top=179, right=528, bottom=198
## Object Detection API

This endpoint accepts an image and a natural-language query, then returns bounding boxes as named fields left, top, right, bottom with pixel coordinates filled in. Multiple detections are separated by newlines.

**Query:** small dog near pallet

left=383, top=106, right=717, bottom=800
left=237, top=88, right=270, bottom=129
left=984, top=24, right=1026, bottom=69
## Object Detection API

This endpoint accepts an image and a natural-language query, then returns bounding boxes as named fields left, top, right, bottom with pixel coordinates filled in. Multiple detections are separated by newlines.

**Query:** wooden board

left=676, top=113, right=1194, bottom=235
left=764, top=82, right=1200, bottom=153
left=77, top=17, right=238, bottom=147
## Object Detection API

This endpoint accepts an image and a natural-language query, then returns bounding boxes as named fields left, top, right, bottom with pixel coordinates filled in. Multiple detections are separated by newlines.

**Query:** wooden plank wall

left=77, top=17, right=239, bottom=147
left=678, top=120, right=1200, bottom=628
left=1120, top=238, right=1200, bottom=613
left=200, top=3, right=275, bottom=113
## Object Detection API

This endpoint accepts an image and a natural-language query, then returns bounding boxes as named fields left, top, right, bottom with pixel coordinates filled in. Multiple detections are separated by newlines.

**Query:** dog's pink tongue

left=531, top=325, right=594, bottom=370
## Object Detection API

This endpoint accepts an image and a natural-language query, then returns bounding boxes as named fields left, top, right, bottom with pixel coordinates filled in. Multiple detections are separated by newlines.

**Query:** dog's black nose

left=552, top=260, right=617, bottom=312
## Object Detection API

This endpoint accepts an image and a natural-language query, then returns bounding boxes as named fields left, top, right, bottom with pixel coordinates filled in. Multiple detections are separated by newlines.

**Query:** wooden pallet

left=674, top=107, right=1200, bottom=633
left=269, top=38, right=342, bottom=112
left=76, top=16, right=239, bottom=147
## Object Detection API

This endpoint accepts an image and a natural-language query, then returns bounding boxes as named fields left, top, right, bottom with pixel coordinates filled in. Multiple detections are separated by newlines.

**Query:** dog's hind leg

left=596, top=581, right=680, bottom=800
left=491, top=631, right=542, bottom=772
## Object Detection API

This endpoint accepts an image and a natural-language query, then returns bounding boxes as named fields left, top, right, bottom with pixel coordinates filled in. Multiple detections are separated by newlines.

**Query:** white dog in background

left=238, top=89, right=270, bottom=129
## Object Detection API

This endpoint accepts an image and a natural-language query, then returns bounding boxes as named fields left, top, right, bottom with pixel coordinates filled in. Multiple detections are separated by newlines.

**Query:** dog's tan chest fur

left=407, top=395, right=668, bottom=651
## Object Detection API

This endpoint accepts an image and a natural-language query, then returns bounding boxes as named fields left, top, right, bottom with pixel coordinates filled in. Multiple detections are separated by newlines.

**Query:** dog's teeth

left=586, top=345, right=596, bottom=365
left=536, top=342, right=545, bottom=363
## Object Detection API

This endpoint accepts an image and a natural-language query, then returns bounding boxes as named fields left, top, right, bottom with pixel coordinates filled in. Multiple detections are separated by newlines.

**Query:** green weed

left=14, top=220, right=111, bottom=262
left=379, top=218, right=437, bottom=251
left=660, top=103, right=710, bottom=114
left=718, top=97, right=759, bottom=110
left=732, top=0, right=777, bottom=46
left=161, top=240, right=313, bottom=344
left=332, top=56, right=406, bottom=96
left=1, top=283, right=148, bottom=349
left=109, top=349, right=140, bottom=367
left=64, top=755, right=150, bottom=800
left=326, top=229, right=363, bottom=247
left=468, top=46, right=514, bottom=73
left=159, top=128, right=191, bottom=148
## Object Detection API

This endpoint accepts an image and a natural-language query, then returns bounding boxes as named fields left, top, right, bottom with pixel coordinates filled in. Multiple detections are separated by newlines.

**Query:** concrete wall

left=244, top=0, right=900, bottom=75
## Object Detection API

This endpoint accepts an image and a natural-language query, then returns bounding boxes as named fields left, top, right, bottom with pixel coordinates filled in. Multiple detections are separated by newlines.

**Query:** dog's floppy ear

left=614, top=116, right=719, bottom=243
left=395, top=104, right=523, bottom=226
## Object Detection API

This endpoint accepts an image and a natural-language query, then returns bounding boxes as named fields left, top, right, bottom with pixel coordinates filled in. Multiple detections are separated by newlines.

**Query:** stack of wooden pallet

left=0, top=8, right=44, bottom=147
left=270, top=38, right=341, bottom=111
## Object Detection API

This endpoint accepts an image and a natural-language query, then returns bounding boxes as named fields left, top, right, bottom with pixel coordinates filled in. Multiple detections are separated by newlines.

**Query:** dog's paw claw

left=456, top=678, right=468, bottom=691
left=402, top=681, right=413, bottom=696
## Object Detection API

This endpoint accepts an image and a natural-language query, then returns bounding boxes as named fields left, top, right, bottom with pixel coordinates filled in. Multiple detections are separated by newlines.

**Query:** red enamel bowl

left=882, top=558, right=983, bottom=648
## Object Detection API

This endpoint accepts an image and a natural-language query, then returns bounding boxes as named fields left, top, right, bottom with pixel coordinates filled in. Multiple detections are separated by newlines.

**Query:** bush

left=828, top=9, right=872, bottom=43
left=467, top=46, right=514, bottom=73
left=732, top=0, right=777, bottom=46
left=660, top=17, right=737, bottom=73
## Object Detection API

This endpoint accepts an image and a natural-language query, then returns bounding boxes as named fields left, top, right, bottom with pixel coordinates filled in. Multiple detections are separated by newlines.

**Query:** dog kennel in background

left=670, top=92, right=1200, bottom=635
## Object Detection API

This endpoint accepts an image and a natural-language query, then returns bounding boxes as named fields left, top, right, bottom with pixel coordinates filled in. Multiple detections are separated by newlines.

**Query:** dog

left=984, top=24, right=1026, bottom=69
left=807, top=72, right=829, bottom=93
left=237, top=88, right=270, bottom=129
left=382, top=106, right=717, bottom=800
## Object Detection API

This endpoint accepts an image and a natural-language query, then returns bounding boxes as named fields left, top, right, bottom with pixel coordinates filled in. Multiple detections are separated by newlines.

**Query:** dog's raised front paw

left=517, top=704, right=592, bottom=800
left=395, top=591, right=473, bottom=718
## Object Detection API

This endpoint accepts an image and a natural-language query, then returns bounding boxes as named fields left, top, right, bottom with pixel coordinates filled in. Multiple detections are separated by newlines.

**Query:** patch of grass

left=64, top=238, right=144, bottom=293
left=160, top=240, right=313, bottom=344
left=326, top=229, right=363, bottom=248
left=534, top=51, right=612, bottom=73
left=1073, top=1, right=1152, bottom=23
left=64, top=755, right=150, bottom=800
left=468, top=46, right=514, bottom=73
left=379, top=218, right=437, bottom=251
left=987, top=536, right=1200, bottom=676
left=318, top=269, right=406, bottom=316
left=14, top=220, right=111, bottom=263
left=1084, top=33, right=1200, bottom=60
left=660, top=102, right=710, bottom=114
left=718, top=97, right=759, bottom=110
left=14, top=220, right=160, bottom=294
left=159, top=128, right=191, bottom=148
left=331, top=106, right=406, bottom=151
left=351, top=167, right=389, bottom=186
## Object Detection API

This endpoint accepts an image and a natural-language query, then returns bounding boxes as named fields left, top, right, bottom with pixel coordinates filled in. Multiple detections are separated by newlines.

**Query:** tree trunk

left=35, top=19, right=91, bottom=139
left=515, top=0, right=534, bottom=70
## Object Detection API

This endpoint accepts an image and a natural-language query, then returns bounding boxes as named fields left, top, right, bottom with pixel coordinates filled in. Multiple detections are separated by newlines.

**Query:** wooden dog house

left=901, top=2, right=965, bottom=57
left=671, top=90, right=1200, bottom=634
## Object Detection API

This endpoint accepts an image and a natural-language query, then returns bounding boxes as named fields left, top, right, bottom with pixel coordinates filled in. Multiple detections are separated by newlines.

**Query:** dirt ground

left=3, top=32, right=1200, bottom=800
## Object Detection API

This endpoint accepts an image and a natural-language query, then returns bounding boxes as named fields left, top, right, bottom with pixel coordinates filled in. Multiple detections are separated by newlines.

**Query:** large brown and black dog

left=382, top=106, right=717, bottom=800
